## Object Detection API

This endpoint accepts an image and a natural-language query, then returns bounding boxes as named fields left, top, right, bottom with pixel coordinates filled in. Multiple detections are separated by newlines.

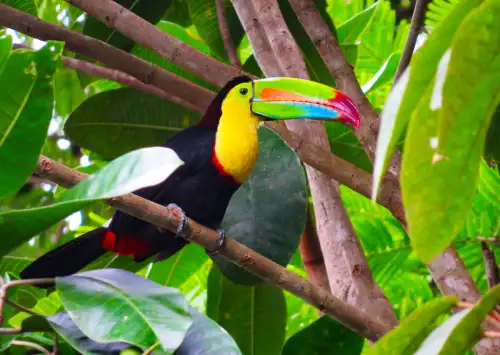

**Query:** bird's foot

left=167, top=203, right=188, bottom=237
left=207, top=228, right=226, bottom=256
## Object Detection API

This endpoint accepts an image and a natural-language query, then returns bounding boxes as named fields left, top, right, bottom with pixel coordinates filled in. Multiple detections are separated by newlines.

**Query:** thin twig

left=481, top=242, right=500, bottom=289
left=142, top=341, right=161, bottom=355
left=53, top=333, right=59, bottom=355
left=33, top=155, right=390, bottom=341
left=0, top=328, right=22, bottom=334
left=5, top=299, right=41, bottom=318
left=12, top=340, right=52, bottom=355
left=0, top=278, right=55, bottom=325
left=216, top=0, right=241, bottom=68
left=478, top=236, right=500, bottom=245
left=484, top=331, right=500, bottom=339
left=393, top=0, right=427, bottom=84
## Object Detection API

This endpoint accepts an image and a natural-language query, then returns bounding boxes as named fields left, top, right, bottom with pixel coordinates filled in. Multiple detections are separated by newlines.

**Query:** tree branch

left=11, top=340, right=52, bottom=355
left=0, top=3, right=215, bottom=110
left=235, top=0, right=398, bottom=327
left=393, top=0, right=427, bottom=84
left=34, top=154, right=390, bottom=341
left=216, top=0, right=241, bottom=68
left=64, top=0, right=250, bottom=88
left=481, top=242, right=500, bottom=289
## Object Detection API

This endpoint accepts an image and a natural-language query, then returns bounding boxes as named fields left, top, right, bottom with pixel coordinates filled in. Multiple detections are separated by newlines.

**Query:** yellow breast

left=214, top=100, right=260, bottom=184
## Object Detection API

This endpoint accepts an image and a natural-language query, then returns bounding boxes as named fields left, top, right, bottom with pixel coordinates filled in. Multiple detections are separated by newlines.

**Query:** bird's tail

left=20, top=227, right=108, bottom=281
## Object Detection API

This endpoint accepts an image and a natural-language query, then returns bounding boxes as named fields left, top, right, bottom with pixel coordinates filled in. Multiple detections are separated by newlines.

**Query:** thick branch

left=238, top=0, right=398, bottom=327
left=481, top=242, right=500, bottom=289
left=64, top=0, right=251, bottom=87
left=393, top=0, right=427, bottom=83
left=34, top=155, right=390, bottom=341
left=0, top=3, right=214, bottom=110
left=288, top=0, right=486, bottom=319
left=216, top=0, right=241, bottom=68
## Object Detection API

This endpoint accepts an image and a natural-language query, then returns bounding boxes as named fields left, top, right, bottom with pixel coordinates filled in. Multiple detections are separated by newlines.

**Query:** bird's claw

left=207, top=229, right=226, bottom=256
left=167, top=203, right=188, bottom=237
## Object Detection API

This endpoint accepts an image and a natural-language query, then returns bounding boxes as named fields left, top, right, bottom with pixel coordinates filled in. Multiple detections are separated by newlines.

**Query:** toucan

left=20, top=76, right=360, bottom=280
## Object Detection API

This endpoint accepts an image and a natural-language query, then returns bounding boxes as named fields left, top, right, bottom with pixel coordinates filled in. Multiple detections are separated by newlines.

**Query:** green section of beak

left=251, top=77, right=360, bottom=128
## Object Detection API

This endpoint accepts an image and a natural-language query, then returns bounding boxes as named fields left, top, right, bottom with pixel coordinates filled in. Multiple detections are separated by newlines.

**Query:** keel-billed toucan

left=20, top=76, right=360, bottom=280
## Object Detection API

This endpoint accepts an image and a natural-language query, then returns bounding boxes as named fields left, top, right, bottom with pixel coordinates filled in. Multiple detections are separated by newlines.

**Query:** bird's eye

left=239, top=88, right=248, bottom=96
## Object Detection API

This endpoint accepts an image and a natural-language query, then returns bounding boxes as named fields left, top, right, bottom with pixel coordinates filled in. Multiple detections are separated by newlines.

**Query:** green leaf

left=53, top=68, right=86, bottom=117
left=131, top=21, right=216, bottom=91
left=425, top=0, right=460, bottom=30
left=65, top=88, right=201, bottom=159
left=371, top=0, right=482, bottom=199
left=188, top=0, right=245, bottom=61
left=0, top=146, right=183, bottom=257
left=282, top=316, right=364, bottom=355
left=0, top=34, right=11, bottom=75
left=414, top=310, right=470, bottom=354
left=147, top=243, right=208, bottom=288
left=366, top=296, right=458, bottom=355
left=1, top=0, right=38, bottom=16
left=401, top=0, right=500, bottom=262
left=163, top=0, right=192, bottom=27
left=440, top=285, right=500, bottom=353
left=337, top=2, right=378, bottom=44
left=484, top=106, right=500, bottom=164
left=82, top=0, right=174, bottom=52
left=206, top=266, right=287, bottom=355
left=326, top=122, right=372, bottom=172
left=327, top=0, right=365, bottom=25
left=0, top=43, right=62, bottom=200
left=56, top=269, right=192, bottom=353
left=361, top=53, right=401, bottom=95
left=212, top=128, right=307, bottom=285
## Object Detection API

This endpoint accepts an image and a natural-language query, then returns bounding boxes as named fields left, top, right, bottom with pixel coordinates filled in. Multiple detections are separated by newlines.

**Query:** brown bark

left=34, top=155, right=390, bottom=341
left=216, top=0, right=241, bottom=68
left=235, top=0, right=398, bottom=327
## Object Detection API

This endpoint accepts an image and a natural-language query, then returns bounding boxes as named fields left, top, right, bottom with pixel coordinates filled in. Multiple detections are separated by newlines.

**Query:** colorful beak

left=250, top=77, right=360, bottom=129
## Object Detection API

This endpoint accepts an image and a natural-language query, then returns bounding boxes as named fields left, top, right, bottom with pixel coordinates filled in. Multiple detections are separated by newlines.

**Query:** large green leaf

left=366, top=296, right=458, bottom=354
left=361, top=52, right=401, bottom=95
left=425, top=0, right=460, bottom=30
left=163, top=0, right=192, bottom=27
left=326, top=122, right=372, bottom=172
left=131, top=21, right=216, bottom=91
left=56, top=269, right=192, bottom=353
left=371, top=0, right=483, bottom=199
left=282, top=316, right=364, bottom=355
left=0, top=42, right=61, bottom=200
left=82, top=0, right=174, bottom=52
left=401, top=0, right=500, bottom=262
left=206, top=266, right=287, bottom=355
left=484, top=106, right=500, bottom=165
left=65, top=88, right=201, bottom=159
left=327, top=0, right=366, bottom=25
left=0, top=146, right=183, bottom=257
left=53, top=68, right=86, bottom=117
left=147, top=243, right=208, bottom=288
left=212, top=128, right=307, bottom=285
left=188, top=0, right=245, bottom=62
left=440, top=285, right=500, bottom=353
left=0, top=34, right=11, bottom=74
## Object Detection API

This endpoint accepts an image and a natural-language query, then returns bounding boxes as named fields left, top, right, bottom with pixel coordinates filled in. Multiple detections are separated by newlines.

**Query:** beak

left=250, top=77, right=360, bottom=129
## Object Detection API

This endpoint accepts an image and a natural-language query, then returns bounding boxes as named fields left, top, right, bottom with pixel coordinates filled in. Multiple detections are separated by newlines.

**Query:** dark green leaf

left=401, top=0, right=500, bottom=262
left=147, top=243, right=208, bottom=288
left=337, top=2, right=378, bottom=44
left=56, top=269, right=192, bottom=353
left=65, top=88, right=201, bottom=159
left=372, top=0, right=482, bottom=199
left=0, top=147, right=183, bottom=257
left=282, top=316, right=364, bottom=355
left=175, top=307, right=241, bottom=355
left=484, top=106, right=500, bottom=164
left=0, top=43, right=62, bottom=199
left=212, top=128, right=307, bottom=285
left=188, top=0, right=245, bottom=61
left=0, top=34, right=11, bottom=74
left=163, top=0, right=191, bottom=27
left=326, top=122, right=372, bottom=172
left=207, top=266, right=287, bottom=355
left=48, top=311, right=138, bottom=354
left=20, top=315, right=53, bottom=332
left=131, top=21, right=216, bottom=91
left=82, top=0, right=174, bottom=52
left=366, top=296, right=458, bottom=354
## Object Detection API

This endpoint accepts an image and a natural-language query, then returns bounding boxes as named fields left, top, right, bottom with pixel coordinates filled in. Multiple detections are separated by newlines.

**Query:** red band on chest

left=102, top=230, right=152, bottom=258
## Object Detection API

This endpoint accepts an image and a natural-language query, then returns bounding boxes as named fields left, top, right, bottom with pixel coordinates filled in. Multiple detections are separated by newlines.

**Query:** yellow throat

left=214, top=95, right=260, bottom=184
